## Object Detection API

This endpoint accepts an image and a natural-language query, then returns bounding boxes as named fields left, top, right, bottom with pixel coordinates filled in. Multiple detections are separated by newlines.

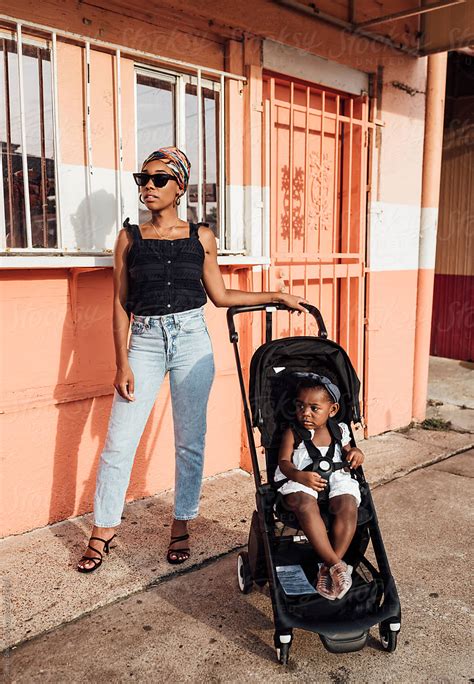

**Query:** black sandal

left=167, top=533, right=190, bottom=565
left=77, top=534, right=116, bottom=573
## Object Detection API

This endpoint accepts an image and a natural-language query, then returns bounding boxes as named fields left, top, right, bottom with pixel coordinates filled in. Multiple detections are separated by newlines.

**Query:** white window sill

left=0, top=254, right=271, bottom=268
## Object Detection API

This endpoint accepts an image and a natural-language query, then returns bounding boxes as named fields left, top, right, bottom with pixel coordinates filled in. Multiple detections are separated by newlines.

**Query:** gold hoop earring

left=139, top=195, right=146, bottom=205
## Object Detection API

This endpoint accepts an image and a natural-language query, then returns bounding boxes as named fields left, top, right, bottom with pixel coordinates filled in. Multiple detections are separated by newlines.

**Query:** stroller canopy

left=249, top=336, right=361, bottom=449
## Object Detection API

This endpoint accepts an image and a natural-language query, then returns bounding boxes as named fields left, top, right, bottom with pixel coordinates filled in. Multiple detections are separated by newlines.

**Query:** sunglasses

left=132, top=172, right=177, bottom=188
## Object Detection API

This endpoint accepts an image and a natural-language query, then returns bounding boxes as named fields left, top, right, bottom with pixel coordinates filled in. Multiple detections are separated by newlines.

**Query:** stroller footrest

left=319, top=630, right=368, bottom=653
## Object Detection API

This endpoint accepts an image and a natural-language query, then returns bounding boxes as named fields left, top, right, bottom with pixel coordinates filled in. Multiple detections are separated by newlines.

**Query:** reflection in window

left=0, top=39, right=57, bottom=248
left=185, top=82, right=220, bottom=235
left=136, top=74, right=175, bottom=226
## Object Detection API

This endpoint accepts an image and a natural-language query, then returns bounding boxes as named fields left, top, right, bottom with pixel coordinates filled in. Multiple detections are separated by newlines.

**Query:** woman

left=77, top=146, right=308, bottom=572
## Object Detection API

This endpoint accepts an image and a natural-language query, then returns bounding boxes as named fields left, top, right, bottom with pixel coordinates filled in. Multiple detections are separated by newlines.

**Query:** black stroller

left=227, top=302, right=401, bottom=664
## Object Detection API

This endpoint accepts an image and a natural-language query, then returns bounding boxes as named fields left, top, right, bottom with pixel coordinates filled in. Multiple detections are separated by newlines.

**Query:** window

left=135, top=68, right=223, bottom=242
left=0, top=15, right=248, bottom=263
left=0, top=37, right=57, bottom=249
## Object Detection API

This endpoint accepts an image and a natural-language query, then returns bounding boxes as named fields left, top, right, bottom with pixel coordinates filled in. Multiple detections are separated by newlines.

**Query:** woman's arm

left=112, top=229, right=135, bottom=400
left=200, top=227, right=308, bottom=312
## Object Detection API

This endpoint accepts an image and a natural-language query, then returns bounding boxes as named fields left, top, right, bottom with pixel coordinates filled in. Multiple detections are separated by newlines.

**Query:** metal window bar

left=261, top=93, right=272, bottom=343
left=219, top=73, right=225, bottom=249
left=51, top=32, right=62, bottom=249
left=332, top=95, right=340, bottom=341
left=263, top=98, right=271, bottom=261
left=318, top=95, right=324, bottom=318
left=197, top=68, right=203, bottom=223
left=347, top=98, right=354, bottom=257
left=84, top=41, right=93, bottom=207
left=16, top=23, right=32, bottom=248
left=303, top=85, right=310, bottom=336
left=332, top=95, right=340, bottom=257
left=115, top=49, right=123, bottom=233
left=358, top=96, right=369, bottom=380
left=38, top=47, right=48, bottom=247
left=202, top=80, right=208, bottom=225
left=288, top=81, right=294, bottom=336
left=176, top=74, right=187, bottom=222
left=2, top=38, right=14, bottom=247
left=1, top=15, right=245, bottom=255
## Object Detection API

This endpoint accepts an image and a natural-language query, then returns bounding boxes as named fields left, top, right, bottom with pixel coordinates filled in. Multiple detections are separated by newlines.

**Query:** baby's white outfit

left=274, top=421, right=361, bottom=506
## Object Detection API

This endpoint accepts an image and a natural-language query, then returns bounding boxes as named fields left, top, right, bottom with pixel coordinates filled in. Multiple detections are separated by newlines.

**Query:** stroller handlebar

left=226, top=302, right=328, bottom=343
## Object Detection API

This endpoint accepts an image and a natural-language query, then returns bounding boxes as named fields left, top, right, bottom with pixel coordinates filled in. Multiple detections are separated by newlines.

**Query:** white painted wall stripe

left=225, top=184, right=245, bottom=252
left=226, top=184, right=269, bottom=257
left=369, top=201, right=421, bottom=272
left=418, top=207, right=439, bottom=270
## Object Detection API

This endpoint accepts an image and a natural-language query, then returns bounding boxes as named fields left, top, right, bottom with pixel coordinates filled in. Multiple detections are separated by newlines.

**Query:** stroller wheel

left=237, top=552, right=253, bottom=594
left=274, top=632, right=292, bottom=665
left=379, top=623, right=399, bottom=652
left=277, top=643, right=290, bottom=665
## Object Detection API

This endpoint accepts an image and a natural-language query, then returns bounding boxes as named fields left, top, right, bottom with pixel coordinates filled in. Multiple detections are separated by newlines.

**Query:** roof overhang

left=275, top=0, right=474, bottom=56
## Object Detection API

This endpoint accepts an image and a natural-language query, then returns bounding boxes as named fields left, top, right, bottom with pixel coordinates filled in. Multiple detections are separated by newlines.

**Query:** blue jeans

left=93, top=305, right=215, bottom=527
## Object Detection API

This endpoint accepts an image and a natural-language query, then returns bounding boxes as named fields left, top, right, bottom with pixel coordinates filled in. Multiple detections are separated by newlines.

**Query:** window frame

left=0, top=15, right=270, bottom=267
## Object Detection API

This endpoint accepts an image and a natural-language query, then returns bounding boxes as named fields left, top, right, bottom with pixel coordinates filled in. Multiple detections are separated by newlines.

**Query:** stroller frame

left=227, top=302, right=401, bottom=664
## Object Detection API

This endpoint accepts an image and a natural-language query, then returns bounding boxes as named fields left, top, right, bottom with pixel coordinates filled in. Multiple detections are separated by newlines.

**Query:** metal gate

left=262, top=73, right=370, bottom=405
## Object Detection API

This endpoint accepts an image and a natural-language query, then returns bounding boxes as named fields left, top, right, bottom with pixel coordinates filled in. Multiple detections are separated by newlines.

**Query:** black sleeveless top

left=123, top=217, right=207, bottom=316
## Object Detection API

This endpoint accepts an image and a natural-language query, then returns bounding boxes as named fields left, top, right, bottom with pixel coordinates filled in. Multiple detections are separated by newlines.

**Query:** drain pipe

left=412, top=52, right=448, bottom=421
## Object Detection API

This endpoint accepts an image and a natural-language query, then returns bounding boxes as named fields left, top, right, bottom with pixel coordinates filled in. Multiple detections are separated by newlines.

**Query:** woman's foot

left=167, top=519, right=191, bottom=564
left=77, top=526, right=117, bottom=572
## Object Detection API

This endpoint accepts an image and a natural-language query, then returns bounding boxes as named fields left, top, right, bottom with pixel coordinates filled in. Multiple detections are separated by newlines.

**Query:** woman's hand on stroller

left=295, top=471, right=328, bottom=492
left=276, top=293, right=310, bottom=314
left=343, top=446, right=365, bottom=469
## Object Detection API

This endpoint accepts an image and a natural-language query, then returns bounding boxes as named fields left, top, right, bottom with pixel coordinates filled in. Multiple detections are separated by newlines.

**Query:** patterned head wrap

left=140, top=146, right=191, bottom=194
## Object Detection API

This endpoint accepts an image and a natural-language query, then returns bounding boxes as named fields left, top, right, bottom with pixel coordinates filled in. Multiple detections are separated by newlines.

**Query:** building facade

left=0, top=0, right=460, bottom=536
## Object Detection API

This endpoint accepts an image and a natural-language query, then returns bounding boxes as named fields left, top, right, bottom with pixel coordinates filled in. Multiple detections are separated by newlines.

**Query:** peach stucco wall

left=0, top=268, right=251, bottom=537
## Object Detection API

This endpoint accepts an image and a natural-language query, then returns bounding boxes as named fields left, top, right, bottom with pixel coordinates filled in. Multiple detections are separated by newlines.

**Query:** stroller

left=227, top=302, right=401, bottom=664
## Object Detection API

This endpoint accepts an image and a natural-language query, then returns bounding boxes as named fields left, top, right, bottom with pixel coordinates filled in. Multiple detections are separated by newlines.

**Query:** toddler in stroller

left=274, top=373, right=365, bottom=600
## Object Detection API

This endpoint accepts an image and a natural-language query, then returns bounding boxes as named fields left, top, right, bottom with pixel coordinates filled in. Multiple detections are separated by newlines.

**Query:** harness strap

left=301, top=438, right=337, bottom=472
left=273, top=418, right=349, bottom=491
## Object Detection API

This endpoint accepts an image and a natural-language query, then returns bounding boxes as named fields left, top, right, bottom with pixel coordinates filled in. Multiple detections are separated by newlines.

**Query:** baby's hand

left=344, top=447, right=365, bottom=469
left=295, top=471, right=328, bottom=492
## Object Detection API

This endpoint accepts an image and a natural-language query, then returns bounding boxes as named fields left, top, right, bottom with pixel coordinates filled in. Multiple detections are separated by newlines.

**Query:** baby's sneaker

left=315, top=563, right=336, bottom=600
left=329, top=561, right=353, bottom=599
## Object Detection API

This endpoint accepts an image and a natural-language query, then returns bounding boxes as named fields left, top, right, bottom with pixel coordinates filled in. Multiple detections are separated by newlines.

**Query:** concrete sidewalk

left=0, top=404, right=472, bottom=653
left=2, top=451, right=472, bottom=683
left=426, top=356, right=474, bottom=432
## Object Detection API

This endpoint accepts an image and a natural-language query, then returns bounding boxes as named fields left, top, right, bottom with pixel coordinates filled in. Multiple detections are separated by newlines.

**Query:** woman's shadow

left=147, top=547, right=278, bottom=664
